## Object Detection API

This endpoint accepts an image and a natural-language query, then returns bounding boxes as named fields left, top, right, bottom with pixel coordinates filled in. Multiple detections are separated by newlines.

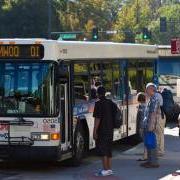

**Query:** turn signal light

left=51, top=133, right=60, bottom=140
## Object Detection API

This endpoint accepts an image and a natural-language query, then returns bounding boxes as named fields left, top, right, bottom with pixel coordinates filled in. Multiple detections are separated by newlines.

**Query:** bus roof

left=158, top=45, right=180, bottom=58
left=0, top=39, right=158, bottom=60
left=57, top=41, right=158, bottom=60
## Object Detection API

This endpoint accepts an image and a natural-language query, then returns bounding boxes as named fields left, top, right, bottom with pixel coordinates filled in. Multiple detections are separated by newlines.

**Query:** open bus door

left=57, top=63, right=72, bottom=155
left=60, top=83, right=71, bottom=152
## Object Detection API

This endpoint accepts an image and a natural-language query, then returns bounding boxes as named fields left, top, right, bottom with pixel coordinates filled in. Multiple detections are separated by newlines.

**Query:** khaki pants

left=155, top=117, right=166, bottom=155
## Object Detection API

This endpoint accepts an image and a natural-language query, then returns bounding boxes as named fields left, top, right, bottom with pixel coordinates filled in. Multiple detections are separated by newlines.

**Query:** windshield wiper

left=0, top=117, right=34, bottom=126
left=13, top=116, right=34, bottom=126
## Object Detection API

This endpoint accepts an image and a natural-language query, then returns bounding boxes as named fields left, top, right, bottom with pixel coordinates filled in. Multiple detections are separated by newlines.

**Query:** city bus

left=156, top=46, right=180, bottom=121
left=157, top=46, right=180, bottom=104
left=0, top=39, right=158, bottom=163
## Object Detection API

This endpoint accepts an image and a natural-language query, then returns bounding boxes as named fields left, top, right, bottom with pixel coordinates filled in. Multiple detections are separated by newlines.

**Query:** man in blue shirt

left=141, top=83, right=160, bottom=168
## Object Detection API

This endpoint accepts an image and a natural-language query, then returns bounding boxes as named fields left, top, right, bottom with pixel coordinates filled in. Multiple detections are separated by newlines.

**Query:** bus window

left=74, top=63, right=89, bottom=103
left=0, top=62, right=56, bottom=116
left=145, top=62, right=153, bottom=85
left=128, top=62, right=137, bottom=95
left=112, top=62, right=123, bottom=100
left=102, top=64, right=113, bottom=98
left=90, top=63, right=102, bottom=99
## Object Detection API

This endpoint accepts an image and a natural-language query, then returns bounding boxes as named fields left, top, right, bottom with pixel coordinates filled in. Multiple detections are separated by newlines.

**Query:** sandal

left=137, top=158, right=147, bottom=161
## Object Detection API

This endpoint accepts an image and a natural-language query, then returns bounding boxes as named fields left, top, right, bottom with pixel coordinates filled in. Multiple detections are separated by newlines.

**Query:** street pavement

left=0, top=124, right=179, bottom=180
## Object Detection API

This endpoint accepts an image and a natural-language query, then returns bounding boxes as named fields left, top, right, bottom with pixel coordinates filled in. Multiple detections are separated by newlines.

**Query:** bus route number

left=30, top=46, right=40, bottom=57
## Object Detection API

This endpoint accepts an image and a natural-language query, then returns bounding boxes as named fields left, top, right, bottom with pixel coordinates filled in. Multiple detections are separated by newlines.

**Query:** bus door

left=120, top=61, right=128, bottom=138
left=59, top=82, right=71, bottom=152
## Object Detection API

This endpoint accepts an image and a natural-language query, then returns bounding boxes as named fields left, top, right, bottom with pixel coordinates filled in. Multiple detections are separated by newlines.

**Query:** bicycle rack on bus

left=0, top=120, right=34, bottom=146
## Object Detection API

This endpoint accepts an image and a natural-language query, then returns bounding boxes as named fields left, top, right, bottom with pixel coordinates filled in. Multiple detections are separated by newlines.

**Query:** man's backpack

left=161, top=88, right=174, bottom=115
left=112, top=102, right=123, bottom=129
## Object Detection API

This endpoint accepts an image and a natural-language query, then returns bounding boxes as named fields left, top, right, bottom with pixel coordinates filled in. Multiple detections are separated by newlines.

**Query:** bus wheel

left=72, top=126, right=85, bottom=166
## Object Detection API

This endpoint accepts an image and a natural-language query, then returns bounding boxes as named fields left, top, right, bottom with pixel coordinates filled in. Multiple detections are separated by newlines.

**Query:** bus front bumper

left=0, top=146, right=61, bottom=161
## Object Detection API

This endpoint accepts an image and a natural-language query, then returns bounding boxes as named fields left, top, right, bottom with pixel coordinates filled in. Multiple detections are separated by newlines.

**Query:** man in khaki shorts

left=155, top=92, right=166, bottom=156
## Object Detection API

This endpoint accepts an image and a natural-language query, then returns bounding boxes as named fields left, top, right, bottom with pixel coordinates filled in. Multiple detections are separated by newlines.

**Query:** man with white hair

left=141, top=83, right=160, bottom=168
left=145, top=83, right=165, bottom=156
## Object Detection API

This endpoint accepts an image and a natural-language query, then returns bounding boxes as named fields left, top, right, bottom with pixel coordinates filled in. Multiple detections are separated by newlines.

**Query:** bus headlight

left=41, top=134, right=50, bottom=140
left=31, top=133, right=50, bottom=141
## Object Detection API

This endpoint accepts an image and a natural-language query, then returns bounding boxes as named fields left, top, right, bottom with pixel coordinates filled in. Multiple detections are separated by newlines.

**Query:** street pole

left=136, top=0, right=139, bottom=24
left=48, top=0, right=52, bottom=39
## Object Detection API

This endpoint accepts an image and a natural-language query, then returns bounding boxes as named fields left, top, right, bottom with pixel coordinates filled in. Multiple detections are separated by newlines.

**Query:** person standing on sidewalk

left=155, top=91, right=165, bottom=156
left=136, top=92, right=147, bottom=161
left=141, top=83, right=160, bottom=168
left=93, top=86, right=115, bottom=176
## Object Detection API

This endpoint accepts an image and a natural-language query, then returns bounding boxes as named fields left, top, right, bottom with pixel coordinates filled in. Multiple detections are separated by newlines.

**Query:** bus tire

left=72, top=125, right=85, bottom=166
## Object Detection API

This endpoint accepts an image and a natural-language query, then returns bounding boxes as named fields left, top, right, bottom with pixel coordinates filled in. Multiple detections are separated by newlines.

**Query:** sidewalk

left=9, top=125, right=179, bottom=180
left=78, top=125, right=180, bottom=180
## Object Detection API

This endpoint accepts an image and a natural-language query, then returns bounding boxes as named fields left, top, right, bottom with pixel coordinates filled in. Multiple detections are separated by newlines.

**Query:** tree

left=58, top=0, right=123, bottom=40
left=113, top=0, right=153, bottom=43
left=0, top=0, right=61, bottom=38
left=150, top=4, right=180, bottom=44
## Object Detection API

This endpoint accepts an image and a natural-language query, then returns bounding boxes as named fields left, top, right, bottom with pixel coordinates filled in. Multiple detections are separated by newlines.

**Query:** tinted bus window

left=113, top=62, right=123, bottom=100
left=74, top=64, right=89, bottom=103
left=102, top=64, right=113, bottom=98
left=90, top=63, right=102, bottom=99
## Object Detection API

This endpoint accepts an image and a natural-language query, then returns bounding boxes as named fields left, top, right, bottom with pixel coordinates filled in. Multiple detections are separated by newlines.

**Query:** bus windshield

left=0, top=61, right=56, bottom=117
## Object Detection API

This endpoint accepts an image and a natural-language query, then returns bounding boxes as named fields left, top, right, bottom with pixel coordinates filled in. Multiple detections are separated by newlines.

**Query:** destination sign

left=0, top=44, right=44, bottom=59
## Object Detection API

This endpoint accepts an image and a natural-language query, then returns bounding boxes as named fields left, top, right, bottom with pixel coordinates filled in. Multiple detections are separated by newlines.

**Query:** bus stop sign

left=171, top=38, right=180, bottom=54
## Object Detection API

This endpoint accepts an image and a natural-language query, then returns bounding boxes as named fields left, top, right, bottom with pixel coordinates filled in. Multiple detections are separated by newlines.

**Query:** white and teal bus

left=157, top=46, right=180, bottom=105
left=0, top=39, right=158, bottom=163
left=156, top=46, right=180, bottom=121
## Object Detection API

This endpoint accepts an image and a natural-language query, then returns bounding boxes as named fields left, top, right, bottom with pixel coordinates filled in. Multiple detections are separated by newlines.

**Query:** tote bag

left=144, top=132, right=157, bottom=149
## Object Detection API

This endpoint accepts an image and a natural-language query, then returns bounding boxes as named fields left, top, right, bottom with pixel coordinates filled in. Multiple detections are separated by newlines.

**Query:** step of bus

left=0, top=148, right=9, bottom=159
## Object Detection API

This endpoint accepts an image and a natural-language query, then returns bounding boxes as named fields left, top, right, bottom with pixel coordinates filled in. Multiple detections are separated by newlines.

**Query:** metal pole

left=48, top=0, right=52, bottom=39
left=136, top=0, right=139, bottom=24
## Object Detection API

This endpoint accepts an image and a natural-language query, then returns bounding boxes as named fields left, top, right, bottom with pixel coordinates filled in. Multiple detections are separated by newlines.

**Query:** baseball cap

left=146, top=82, right=157, bottom=90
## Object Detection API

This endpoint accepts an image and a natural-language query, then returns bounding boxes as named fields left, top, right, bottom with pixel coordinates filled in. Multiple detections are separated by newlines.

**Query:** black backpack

left=161, top=88, right=174, bottom=114
left=112, top=102, right=123, bottom=129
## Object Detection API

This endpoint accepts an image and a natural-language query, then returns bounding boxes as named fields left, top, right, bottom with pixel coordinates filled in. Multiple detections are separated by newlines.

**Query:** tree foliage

left=0, top=0, right=179, bottom=44
left=113, top=0, right=180, bottom=44
left=0, top=0, right=122, bottom=38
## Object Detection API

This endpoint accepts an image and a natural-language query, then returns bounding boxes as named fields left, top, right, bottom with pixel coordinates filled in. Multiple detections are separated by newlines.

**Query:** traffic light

left=142, top=28, right=151, bottom=40
left=92, top=27, right=98, bottom=41
left=160, top=17, right=167, bottom=32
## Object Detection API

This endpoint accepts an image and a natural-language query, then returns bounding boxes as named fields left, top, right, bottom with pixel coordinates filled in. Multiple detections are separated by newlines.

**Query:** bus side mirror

left=56, top=61, right=68, bottom=83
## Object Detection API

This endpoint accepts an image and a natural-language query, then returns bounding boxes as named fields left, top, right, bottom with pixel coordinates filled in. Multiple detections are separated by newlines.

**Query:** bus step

left=0, top=149, right=9, bottom=159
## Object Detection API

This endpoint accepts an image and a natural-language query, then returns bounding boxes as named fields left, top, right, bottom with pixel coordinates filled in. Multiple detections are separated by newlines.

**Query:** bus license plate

left=10, top=126, right=31, bottom=138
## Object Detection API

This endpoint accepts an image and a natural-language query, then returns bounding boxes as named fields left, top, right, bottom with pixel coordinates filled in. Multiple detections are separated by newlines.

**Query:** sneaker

left=158, top=153, right=164, bottom=157
left=137, top=158, right=147, bottom=161
left=107, top=170, right=113, bottom=175
left=95, top=170, right=113, bottom=176
left=143, top=163, right=160, bottom=168
left=140, top=162, right=150, bottom=167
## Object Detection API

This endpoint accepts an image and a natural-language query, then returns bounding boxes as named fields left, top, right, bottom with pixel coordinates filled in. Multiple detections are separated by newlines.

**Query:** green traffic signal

left=143, top=34, right=148, bottom=39
left=93, top=35, right=98, bottom=40
left=142, top=28, right=151, bottom=40
left=92, top=27, right=98, bottom=41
